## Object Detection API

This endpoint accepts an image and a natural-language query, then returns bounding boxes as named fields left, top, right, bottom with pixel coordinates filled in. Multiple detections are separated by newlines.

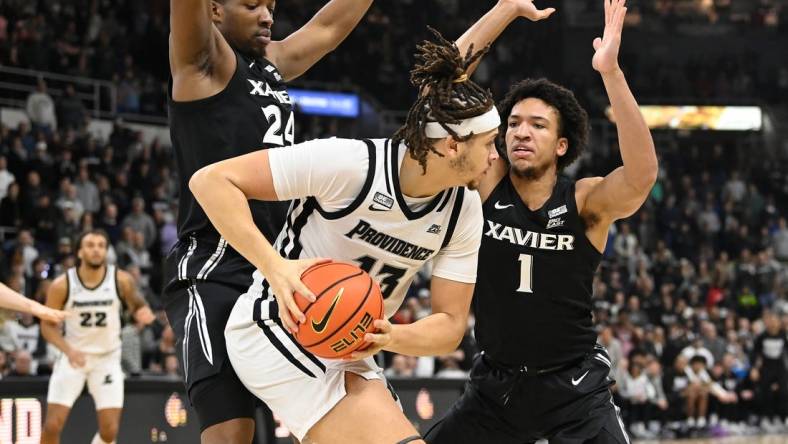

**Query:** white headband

left=424, top=107, right=501, bottom=138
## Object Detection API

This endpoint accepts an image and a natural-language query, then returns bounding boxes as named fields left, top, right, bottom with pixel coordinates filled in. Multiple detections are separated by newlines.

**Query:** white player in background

left=41, top=229, right=156, bottom=444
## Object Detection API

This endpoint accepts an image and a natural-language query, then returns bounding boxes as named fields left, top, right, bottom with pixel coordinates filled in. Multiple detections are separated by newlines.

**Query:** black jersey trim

left=313, top=139, right=377, bottom=220
left=390, top=141, right=446, bottom=220
left=269, top=300, right=326, bottom=372
left=63, top=271, right=71, bottom=308
left=257, top=320, right=318, bottom=378
left=75, top=265, right=109, bottom=291
left=114, top=267, right=127, bottom=311
left=436, top=188, right=453, bottom=213
left=383, top=139, right=392, bottom=194
left=440, top=188, right=465, bottom=250
left=288, top=198, right=318, bottom=259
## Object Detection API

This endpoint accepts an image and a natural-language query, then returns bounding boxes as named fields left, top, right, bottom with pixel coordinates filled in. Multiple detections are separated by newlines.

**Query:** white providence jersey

left=63, top=265, right=122, bottom=354
left=248, top=138, right=483, bottom=318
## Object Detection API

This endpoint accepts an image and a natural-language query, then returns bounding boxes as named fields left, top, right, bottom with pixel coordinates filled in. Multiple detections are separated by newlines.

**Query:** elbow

left=188, top=165, right=218, bottom=202
left=442, top=316, right=467, bottom=354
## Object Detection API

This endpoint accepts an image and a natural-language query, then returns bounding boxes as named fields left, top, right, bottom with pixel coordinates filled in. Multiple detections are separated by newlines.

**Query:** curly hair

left=392, top=27, right=495, bottom=173
left=498, top=78, right=590, bottom=172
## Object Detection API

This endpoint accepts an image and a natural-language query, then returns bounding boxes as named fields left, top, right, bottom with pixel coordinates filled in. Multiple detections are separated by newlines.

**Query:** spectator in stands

left=74, top=164, right=100, bottom=214
left=751, top=311, right=788, bottom=431
left=0, top=156, right=15, bottom=201
left=0, top=350, right=8, bottom=379
left=7, top=349, right=35, bottom=377
left=25, top=78, right=56, bottom=132
left=384, top=354, right=416, bottom=378
left=55, top=84, right=86, bottom=131
left=122, top=197, right=155, bottom=249
left=0, top=182, right=23, bottom=227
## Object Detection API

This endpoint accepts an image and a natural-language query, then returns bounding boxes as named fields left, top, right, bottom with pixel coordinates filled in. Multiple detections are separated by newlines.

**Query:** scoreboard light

left=288, top=89, right=360, bottom=118
left=607, top=105, right=762, bottom=131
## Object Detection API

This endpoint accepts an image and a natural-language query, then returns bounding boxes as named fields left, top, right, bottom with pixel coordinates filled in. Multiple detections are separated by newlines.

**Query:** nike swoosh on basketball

left=311, top=287, right=344, bottom=333
left=572, top=370, right=590, bottom=386
left=494, top=201, right=514, bottom=210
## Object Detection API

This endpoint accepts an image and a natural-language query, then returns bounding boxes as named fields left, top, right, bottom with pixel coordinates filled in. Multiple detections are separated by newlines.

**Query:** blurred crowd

left=2, top=0, right=787, bottom=119
left=0, top=0, right=786, bottom=440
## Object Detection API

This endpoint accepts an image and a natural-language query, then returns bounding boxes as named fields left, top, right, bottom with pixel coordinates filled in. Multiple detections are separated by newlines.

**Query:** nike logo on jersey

left=103, top=374, right=114, bottom=385
left=312, top=288, right=344, bottom=333
left=494, top=201, right=514, bottom=210
left=368, top=205, right=389, bottom=212
left=571, top=370, right=590, bottom=386
left=247, top=79, right=292, bottom=104
left=485, top=220, right=575, bottom=251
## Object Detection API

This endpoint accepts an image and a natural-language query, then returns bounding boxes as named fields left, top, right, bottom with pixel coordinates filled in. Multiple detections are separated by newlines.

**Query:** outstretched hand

left=592, top=0, right=627, bottom=75
left=503, top=0, right=556, bottom=22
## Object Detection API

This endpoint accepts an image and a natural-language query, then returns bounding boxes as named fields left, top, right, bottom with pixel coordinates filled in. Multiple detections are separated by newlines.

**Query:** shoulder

left=48, top=273, right=68, bottom=294
left=575, top=176, right=604, bottom=214
left=115, top=269, right=135, bottom=289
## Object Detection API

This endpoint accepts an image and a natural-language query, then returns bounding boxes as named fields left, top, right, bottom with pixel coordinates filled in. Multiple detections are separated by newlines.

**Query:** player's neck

left=77, top=264, right=108, bottom=287
left=509, top=170, right=558, bottom=211
left=399, top=152, right=451, bottom=198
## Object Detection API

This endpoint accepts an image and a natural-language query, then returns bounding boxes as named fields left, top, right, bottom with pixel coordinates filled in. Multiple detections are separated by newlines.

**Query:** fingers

left=282, top=293, right=305, bottom=333
left=604, top=0, right=610, bottom=25
left=539, top=8, right=556, bottom=20
left=593, top=37, right=602, bottom=51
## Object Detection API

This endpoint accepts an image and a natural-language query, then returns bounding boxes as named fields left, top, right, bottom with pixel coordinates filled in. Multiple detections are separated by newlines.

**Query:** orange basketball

left=293, top=262, right=384, bottom=359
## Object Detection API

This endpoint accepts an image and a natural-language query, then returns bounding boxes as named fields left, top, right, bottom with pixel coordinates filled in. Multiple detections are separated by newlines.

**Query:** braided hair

left=392, top=27, right=495, bottom=173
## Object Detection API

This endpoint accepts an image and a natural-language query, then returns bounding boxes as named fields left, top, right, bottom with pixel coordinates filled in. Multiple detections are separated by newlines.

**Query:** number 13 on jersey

left=517, top=254, right=534, bottom=293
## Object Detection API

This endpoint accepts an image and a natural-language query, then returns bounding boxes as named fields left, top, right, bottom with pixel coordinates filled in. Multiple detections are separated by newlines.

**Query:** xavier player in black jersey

left=426, top=1, right=657, bottom=443
left=167, top=1, right=374, bottom=442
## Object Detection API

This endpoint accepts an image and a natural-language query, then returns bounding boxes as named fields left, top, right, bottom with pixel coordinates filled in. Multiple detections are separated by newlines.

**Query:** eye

left=245, top=4, right=257, bottom=11
left=508, top=122, right=517, bottom=128
left=533, top=123, right=545, bottom=129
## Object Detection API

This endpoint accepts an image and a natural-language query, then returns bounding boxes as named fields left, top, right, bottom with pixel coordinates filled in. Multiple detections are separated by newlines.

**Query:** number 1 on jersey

left=517, top=254, right=534, bottom=293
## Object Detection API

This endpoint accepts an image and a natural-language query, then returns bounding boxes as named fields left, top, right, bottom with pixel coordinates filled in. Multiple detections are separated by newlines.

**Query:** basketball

left=293, top=262, right=384, bottom=359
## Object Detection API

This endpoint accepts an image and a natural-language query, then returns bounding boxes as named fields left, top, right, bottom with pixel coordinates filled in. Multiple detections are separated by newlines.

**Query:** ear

left=556, top=137, right=569, bottom=157
left=443, top=136, right=460, bottom=159
left=211, top=1, right=223, bottom=23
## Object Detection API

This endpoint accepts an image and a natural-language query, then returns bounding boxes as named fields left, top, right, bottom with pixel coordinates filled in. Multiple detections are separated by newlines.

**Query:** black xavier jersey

left=474, top=175, right=601, bottom=369
left=168, top=50, right=292, bottom=284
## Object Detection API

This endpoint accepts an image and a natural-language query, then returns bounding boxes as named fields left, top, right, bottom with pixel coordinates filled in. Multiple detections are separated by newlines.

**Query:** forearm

left=456, top=1, right=520, bottom=75
left=601, top=69, right=657, bottom=190
left=310, top=0, right=373, bottom=49
left=385, top=313, right=465, bottom=356
left=0, top=283, right=37, bottom=314
left=190, top=171, right=281, bottom=274
left=41, top=324, right=73, bottom=355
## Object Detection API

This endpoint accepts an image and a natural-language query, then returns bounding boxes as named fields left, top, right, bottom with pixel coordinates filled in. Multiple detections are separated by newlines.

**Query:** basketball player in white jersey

left=41, top=229, right=156, bottom=444
left=0, top=282, right=67, bottom=323
left=189, top=28, right=503, bottom=443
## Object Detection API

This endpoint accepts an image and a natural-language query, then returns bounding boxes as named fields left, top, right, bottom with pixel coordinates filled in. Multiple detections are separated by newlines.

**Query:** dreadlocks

left=392, top=27, right=495, bottom=173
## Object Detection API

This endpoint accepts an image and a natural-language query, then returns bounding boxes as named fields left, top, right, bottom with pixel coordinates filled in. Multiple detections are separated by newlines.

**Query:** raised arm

left=454, top=0, right=556, bottom=201
left=578, top=0, right=657, bottom=243
left=169, top=0, right=235, bottom=100
left=267, top=0, right=374, bottom=81
left=116, top=270, right=156, bottom=325
left=455, top=0, right=555, bottom=76
left=170, top=0, right=220, bottom=71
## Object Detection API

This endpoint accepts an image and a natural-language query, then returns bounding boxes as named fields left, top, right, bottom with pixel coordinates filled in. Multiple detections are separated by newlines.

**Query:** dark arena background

left=0, top=0, right=787, bottom=443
